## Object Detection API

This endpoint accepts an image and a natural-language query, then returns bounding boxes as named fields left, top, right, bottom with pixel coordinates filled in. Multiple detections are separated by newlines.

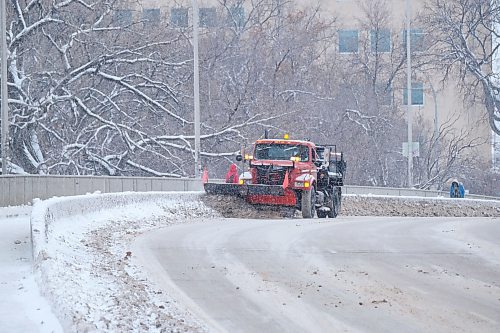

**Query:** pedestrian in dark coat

left=450, top=180, right=465, bottom=198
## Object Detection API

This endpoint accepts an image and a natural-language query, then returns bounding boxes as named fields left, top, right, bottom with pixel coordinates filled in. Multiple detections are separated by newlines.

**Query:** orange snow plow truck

left=204, top=135, right=346, bottom=218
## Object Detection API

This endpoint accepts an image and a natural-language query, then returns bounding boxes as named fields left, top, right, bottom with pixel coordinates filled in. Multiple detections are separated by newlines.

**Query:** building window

left=371, top=29, right=391, bottom=53
left=113, top=9, right=132, bottom=26
left=171, top=7, right=188, bottom=27
left=339, top=30, right=359, bottom=53
left=403, top=82, right=424, bottom=105
left=227, top=6, right=245, bottom=28
left=376, top=83, right=392, bottom=106
left=200, top=7, right=216, bottom=28
left=143, top=8, right=160, bottom=27
left=402, top=29, right=425, bottom=52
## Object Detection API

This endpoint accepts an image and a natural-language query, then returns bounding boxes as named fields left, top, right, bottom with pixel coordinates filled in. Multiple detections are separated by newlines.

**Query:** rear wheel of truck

left=325, top=195, right=335, bottom=218
left=317, top=209, right=327, bottom=218
left=301, top=188, right=316, bottom=218
left=328, top=190, right=340, bottom=218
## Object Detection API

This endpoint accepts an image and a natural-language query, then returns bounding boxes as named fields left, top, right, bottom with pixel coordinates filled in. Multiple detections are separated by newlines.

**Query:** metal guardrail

left=1, top=175, right=498, bottom=207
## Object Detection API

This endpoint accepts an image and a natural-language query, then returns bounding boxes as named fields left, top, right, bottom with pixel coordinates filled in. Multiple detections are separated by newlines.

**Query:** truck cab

left=238, top=138, right=345, bottom=218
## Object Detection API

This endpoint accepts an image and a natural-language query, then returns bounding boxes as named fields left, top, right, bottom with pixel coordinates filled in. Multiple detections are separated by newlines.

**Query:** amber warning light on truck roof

left=284, top=134, right=289, bottom=139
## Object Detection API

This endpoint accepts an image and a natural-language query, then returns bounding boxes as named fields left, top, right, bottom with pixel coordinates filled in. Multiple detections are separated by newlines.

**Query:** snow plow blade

left=204, top=183, right=285, bottom=197
left=204, top=183, right=242, bottom=196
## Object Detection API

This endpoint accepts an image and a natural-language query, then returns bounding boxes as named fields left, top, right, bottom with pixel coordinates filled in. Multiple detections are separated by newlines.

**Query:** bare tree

left=1, top=0, right=491, bottom=192
left=317, top=0, right=413, bottom=187
left=1, top=0, right=292, bottom=176
left=422, top=0, right=500, bottom=135
left=196, top=0, right=340, bottom=175
left=412, top=113, right=486, bottom=190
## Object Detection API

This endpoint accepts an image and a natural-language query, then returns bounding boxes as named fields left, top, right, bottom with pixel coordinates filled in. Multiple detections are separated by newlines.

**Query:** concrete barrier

left=342, top=185, right=441, bottom=197
left=0, top=175, right=203, bottom=207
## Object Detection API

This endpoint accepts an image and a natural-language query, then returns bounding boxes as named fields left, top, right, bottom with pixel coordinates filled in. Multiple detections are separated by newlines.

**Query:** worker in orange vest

left=225, top=163, right=240, bottom=184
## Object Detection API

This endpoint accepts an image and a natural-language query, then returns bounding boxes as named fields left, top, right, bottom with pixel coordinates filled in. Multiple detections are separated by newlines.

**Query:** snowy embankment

left=31, top=192, right=217, bottom=333
left=342, top=194, right=500, bottom=217
left=31, top=192, right=500, bottom=332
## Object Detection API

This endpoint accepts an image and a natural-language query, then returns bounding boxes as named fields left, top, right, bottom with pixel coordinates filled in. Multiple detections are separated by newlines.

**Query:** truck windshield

left=254, top=144, right=309, bottom=161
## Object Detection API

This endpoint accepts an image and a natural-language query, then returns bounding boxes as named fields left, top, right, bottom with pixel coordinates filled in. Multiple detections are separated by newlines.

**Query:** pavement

left=133, top=216, right=500, bottom=333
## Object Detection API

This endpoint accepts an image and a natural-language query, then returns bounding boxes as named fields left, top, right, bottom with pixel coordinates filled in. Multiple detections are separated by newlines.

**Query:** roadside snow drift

left=201, top=194, right=500, bottom=218
left=30, top=192, right=499, bottom=332
left=31, top=192, right=217, bottom=333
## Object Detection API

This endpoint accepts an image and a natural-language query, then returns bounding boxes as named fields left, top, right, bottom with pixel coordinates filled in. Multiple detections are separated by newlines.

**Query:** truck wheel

left=328, top=190, right=339, bottom=218
left=326, top=196, right=335, bottom=218
left=302, top=189, right=316, bottom=218
left=317, top=209, right=327, bottom=218
left=337, top=193, right=342, bottom=215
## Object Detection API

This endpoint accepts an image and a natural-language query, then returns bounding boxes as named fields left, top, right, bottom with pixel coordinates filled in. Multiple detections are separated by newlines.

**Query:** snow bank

left=201, top=194, right=500, bottom=218
left=31, top=191, right=217, bottom=333
left=30, top=191, right=203, bottom=262
left=342, top=194, right=500, bottom=217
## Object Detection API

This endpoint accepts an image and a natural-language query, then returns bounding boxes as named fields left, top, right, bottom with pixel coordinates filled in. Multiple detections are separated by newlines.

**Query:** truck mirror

left=236, top=154, right=243, bottom=162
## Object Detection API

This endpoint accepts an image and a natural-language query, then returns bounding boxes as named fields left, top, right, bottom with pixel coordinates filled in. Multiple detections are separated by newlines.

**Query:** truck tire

left=328, top=190, right=340, bottom=218
left=326, top=196, right=335, bottom=218
left=302, top=189, right=316, bottom=218
left=317, top=209, right=327, bottom=218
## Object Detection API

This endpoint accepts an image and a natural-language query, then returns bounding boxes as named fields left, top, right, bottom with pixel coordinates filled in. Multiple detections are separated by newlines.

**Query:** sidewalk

left=0, top=206, right=62, bottom=333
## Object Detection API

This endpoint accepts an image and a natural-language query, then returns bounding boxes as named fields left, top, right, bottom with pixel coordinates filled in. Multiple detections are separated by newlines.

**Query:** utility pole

left=1, top=0, right=8, bottom=175
left=405, top=0, right=413, bottom=188
left=192, top=0, right=201, bottom=178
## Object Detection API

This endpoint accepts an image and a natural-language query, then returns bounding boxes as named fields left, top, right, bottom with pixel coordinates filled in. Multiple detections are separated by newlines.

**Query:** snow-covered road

left=134, top=216, right=500, bottom=333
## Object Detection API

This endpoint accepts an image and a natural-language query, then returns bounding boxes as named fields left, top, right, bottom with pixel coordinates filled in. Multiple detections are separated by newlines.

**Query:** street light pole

left=405, top=0, right=413, bottom=188
left=192, top=0, right=201, bottom=178
left=1, top=0, right=8, bottom=175
left=431, top=82, right=439, bottom=174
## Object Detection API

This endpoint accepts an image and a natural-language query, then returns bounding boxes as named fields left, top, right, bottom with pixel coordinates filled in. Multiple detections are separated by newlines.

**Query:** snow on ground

left=342, top=194, right=500, bottom=217
left=0, top=206, right=62, bottom=333
left=32, top=192, right=216, bottom=333
left=1, top=192, right=499, bottom=332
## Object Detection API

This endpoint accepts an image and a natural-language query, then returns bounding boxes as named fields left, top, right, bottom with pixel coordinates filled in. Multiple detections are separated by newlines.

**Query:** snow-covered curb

left=31, top=191, right=218, bottom=332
